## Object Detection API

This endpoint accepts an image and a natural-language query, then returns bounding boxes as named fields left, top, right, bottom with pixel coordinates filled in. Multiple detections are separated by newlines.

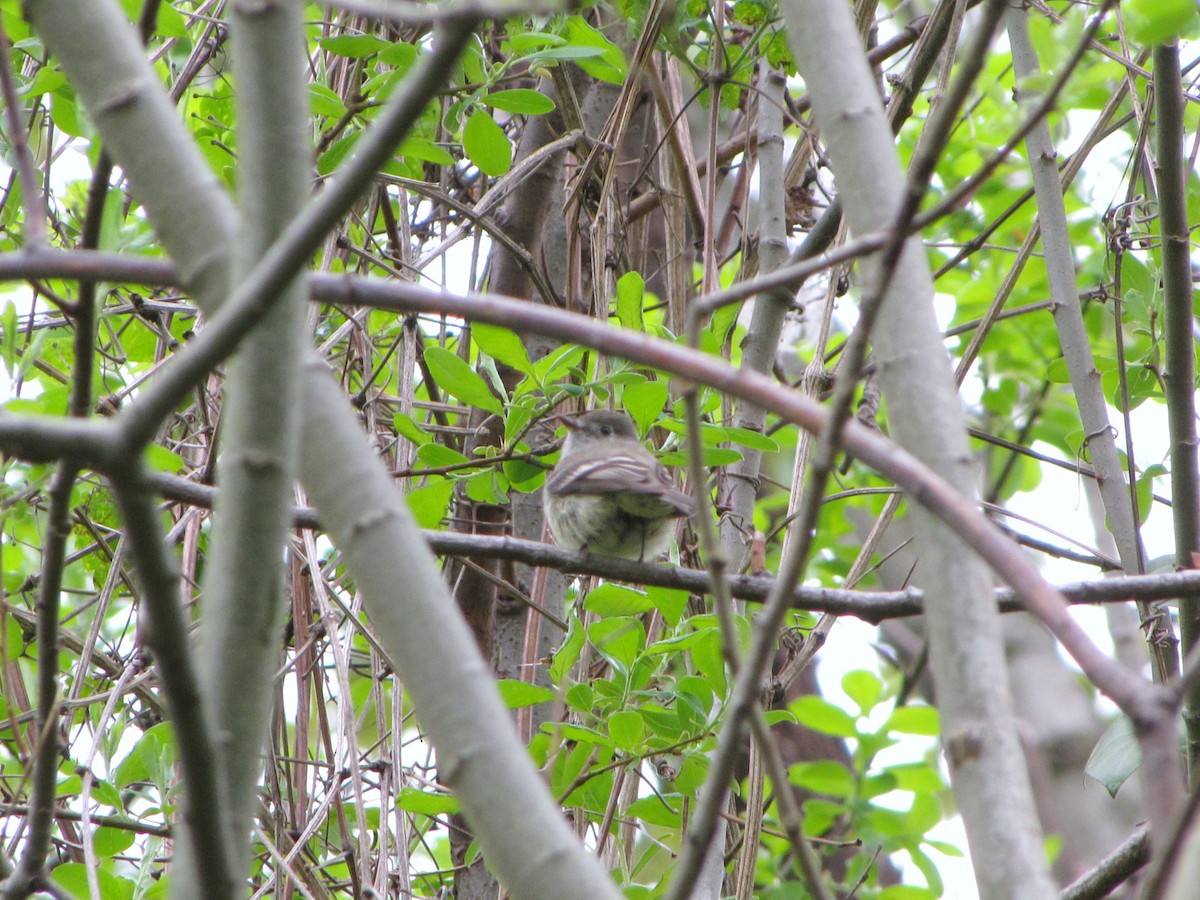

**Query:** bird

left=542, top=410, right=694, bottom=560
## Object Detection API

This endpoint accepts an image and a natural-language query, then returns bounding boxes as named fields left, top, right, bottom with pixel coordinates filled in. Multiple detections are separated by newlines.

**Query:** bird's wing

left=547, top=453, right=695, bottom=516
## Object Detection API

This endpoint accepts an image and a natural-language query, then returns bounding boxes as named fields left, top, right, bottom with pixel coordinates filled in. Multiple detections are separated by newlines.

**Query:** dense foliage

left=0, top=0, right=1198, bottom=898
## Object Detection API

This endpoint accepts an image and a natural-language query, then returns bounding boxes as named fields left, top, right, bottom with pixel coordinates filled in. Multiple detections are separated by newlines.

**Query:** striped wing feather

left=547, top=454, right=694, bottom=517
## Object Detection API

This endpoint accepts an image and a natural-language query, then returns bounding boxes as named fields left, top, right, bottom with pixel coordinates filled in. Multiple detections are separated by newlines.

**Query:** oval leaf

left=472, top=322, right=534, bottom=375
left=480, top=88, right=556, bottom=115
left=463, top=109, right=512, bottom=177
left=422, top=346, right=503, bottom=414
left=584, top=583, right=654, bottom=617
left=496, top=678, right=556, bottom=708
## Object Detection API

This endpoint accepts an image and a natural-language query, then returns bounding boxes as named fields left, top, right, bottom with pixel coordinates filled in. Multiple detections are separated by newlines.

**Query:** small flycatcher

left=543, top=410, right=694, bottom=560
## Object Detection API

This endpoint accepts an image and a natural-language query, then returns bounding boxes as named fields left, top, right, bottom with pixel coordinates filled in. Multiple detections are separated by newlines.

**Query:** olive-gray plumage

left=543, top=410, right=694, bottom=560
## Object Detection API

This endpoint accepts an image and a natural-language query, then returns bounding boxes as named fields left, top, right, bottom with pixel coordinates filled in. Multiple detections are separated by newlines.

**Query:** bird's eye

left=600, top=425, right=613, bottom=435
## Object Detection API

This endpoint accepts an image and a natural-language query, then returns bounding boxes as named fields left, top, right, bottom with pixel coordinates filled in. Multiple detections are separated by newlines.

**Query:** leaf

left=422, top=346, right=503, bottom=414
left=646, top=585, right=689, bottom=626
left=659, top=447, right=742, bottom=467
left=588, top=617, right=645, bottom=671
left=404, top=478, right=455, bottom=528
left=308, top=83, right=347, bottom=118
left=144, top=445, right=184, bottom=474
left=584, top=583, right=654, bottom=617
left=550, top=614, right=585, bottom=682
left=398, top=136, right=455, bottom=166
left=50, top=863, right=135, bottom=900
left=842, top=669, right=883, bottom=716
left=523, top=45, right=610, bottom=64
left=1125, top=0, right=1198, bottom=44
left=790, top=696, right=859, bottom=738
left=416, top=442, right=469, bottom=468
left=473, top=322, right=534, bottom=375
left=1085, top=715, right=1141, bottom=797
left=393, top=411, right=431, bottom=444
left=565, top=682, right=593, bottom=712
left=319, top=34, right=389, bottom=57
left=884, top=761, right=945, bottom=793
left=789, top=760, right=854, bottom=798
left=689, top=629, right=727, bottom=696
left=615, top=271, right=645, bottom=331
left=480, top=89, right=556, bottom=115
left=884, top=705, right=940, bottom=736
left=562, top=16, right=627, bottom=84
left=622, top=381, right=668, bottom=436
left=536, top=343, right=587, bottom=382
left=608, top=710, right=645, bottom=752
left=397, top=786, right=460, bottom=816
left=507, top=32, right=568, bottom=52
left=724, top=426, right=778, bottom=453
left=379, top=41, right=419, bottom=68
left=495, top=679, right=556, bottom=708
left=21, top=65, right=66, bottom=97
left=93, top=826, right=135, bottom=857
left=627, top=794, right=681, bottom=827
left=462, top=109, right=512, bottom=177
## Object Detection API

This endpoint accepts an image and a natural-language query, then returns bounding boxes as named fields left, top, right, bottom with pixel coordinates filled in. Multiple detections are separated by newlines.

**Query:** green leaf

left=1, top=300, right=16, bottom=372
left=495, top=678, right=556, bottom=708
left=416, top=442, right=470, bottom=468
left=308, top=83, right=348, bottom=118
left=507, top=32, right=568, bottom=52
left=50, top=92, right=83, bottom=138
left=462, top=110, right=512, bottom=177
left=536, top=343, right=587, bottom=382
left=646, top=585, right=689, bottom=626
left=673, top=752, right=709, bottom=795
left=622, top=381, right=668, bottom=436
left=659, top=447, right=742, bottom=467
left=627, top=794, right=681, bottom=827
left=1086, top=715, right=1140, bottom=797
left=397, top=786, right=460, bottom=816
left=906, top=790, right=943, bottom=834
left=584, top=583, right=654, bottom=617
left=422, top=346, right=503, bottom=414
left=885, top=761, right=945, bottom=793
left=319, top=34, right=390, bottom=57
left=379, top=41, right=419, bottom=68
left=876, top=882, right=937, bottom=900
left=404, top=478, right=455, bottom=528
left=588, top=617, right=645, bottom=671
left=562, top=16, right=627, bottom=84
left=480, top=89, right=556, bottom=115
left=689, top=629, right=727, bottom=696
left=565, top=682, right=593, bottom=712
left=1125, top=0, right=1198, bottom=44
left=550, top=614, right=586, bottom=682
left=115, top=722, right=176, bottom=793
left=317, top=131, right=359, bottom=176
left=790, top=696, right=859, bottom=738
left=393, top=411, right=431, bottom=444
left=93, top=826, right=135, bottom=857
left=842, top=669, right=883, bottom=716
left=615, top=271, right=645, bottom=331
left=398, top=136, right=455, bottom=166
left=724, top=426, right=778, bottom=453
left=22, top=65, right=66, bottom=97
left=884, top=705, right=940, bottom=736
left=608, top=710, right=645, bottom=752
left=789, top=760, right=854, bottom=798
left=473, top=322, right=534, bottom=375
left=523, top=45, right=610, bottom=64
left=50, top=863, right=135, bottom=900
